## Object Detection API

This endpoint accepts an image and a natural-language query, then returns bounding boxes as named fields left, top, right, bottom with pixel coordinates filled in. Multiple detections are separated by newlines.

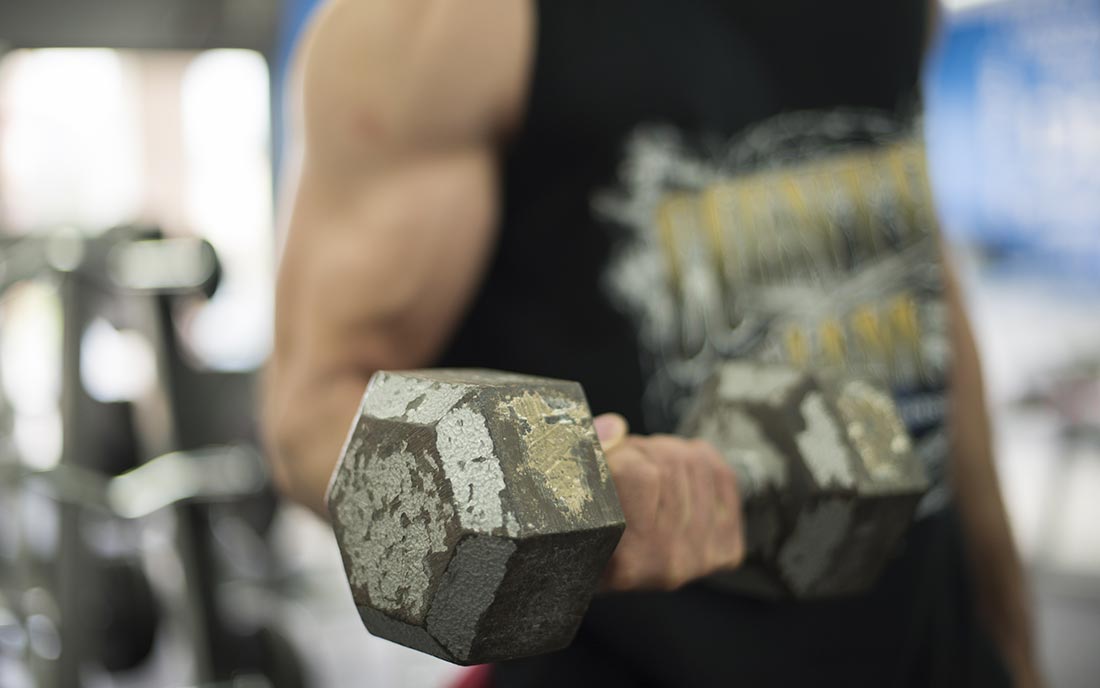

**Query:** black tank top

left=440, top=0, right=927, bottom=431
left=439, top=1, right=1010, bottom=685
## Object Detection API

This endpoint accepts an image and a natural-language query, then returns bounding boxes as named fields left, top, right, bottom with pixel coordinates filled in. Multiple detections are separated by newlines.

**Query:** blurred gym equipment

left=0, top=228, right=304, bottom=687
left=0, top=3, right=303, bottom=680
left=0, top=0, right=275, bottom=52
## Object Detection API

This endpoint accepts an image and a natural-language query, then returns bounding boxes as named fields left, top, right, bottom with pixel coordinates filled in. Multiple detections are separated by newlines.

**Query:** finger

left=696, top=441, right=744, bottom=570
left=630, top=436, right=691, bottom=537
left=634, top=436, right=707, bottom=587
left=693, top=440, right=732, bottom=528
left=605, top=444, right=661, bottom=536
left=593, top=413, right=629, bottom=452
left=603, top=527, right=658, bottom=590
left=648, top=436, right=712, bottom=536
left=680, top=440, right=720, bottom=580
left=603, top=444, right=663, bottom=590
left=687, top=440, right=719, bottom=531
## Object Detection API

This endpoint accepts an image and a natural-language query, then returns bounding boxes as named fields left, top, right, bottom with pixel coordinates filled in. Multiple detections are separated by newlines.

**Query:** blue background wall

left=924, top=0, right=1100, bottom=286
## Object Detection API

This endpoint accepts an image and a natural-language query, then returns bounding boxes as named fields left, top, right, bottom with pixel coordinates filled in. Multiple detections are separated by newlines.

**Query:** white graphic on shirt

left=597, top=110, right=951, bottom=516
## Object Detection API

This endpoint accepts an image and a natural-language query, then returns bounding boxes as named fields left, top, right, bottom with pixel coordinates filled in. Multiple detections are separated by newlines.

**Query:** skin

left=264, top=0, right=1038, bottom=683
left=943, top=264, right=1042, bottom=688
left=594, top=416, right=745, bottom=590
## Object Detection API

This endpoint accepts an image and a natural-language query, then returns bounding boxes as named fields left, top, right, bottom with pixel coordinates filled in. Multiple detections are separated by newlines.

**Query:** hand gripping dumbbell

left=326, top=363, right=928, bottom=665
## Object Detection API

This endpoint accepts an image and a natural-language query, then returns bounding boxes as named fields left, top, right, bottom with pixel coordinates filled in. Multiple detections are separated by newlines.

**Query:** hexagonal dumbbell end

left=808, top=374, right=930, bottom=594
left=326, top=369, right=625, bottom=665
left=680, top=362, right=928, bottom=599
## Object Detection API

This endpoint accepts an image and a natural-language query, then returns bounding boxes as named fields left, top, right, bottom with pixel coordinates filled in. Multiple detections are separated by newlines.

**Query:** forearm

left=950, top=374, right=1037, bottom=682
left=264, top=367, right=371, bottom=517
left=947, top=271, right=1040, bottom=685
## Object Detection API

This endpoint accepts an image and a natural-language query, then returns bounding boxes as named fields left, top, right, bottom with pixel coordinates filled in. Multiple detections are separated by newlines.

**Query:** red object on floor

left=449, top=664, right=493, bottom=688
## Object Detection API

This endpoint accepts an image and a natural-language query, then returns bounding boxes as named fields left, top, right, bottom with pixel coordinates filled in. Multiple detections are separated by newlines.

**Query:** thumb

left=593, top=413, right=628, bottom=452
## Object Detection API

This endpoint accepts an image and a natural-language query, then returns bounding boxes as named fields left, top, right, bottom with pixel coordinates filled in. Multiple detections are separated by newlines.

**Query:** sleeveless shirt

left=438, top=1, right=1009, bottom=685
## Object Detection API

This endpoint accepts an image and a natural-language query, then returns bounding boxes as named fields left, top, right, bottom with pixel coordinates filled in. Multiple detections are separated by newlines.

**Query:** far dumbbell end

left=680, top=362, right=928, bottom=599
left=327, top=369, right=625, bottom=665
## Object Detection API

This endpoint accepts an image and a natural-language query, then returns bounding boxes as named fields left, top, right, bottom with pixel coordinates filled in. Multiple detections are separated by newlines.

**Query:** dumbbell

left=326, top=363, right=927, bottom=665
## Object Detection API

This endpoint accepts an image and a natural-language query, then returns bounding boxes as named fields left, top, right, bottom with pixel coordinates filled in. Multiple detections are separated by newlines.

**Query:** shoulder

left=297, top=0, right=534, bottom=168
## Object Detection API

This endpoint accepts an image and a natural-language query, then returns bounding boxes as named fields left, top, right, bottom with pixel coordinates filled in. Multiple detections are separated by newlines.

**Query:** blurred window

left=180, top=49, right=274, bottom=369
left=924, top=0, right=1100, bottom=283
left=0, top=49, right=143, bottom=232
left=0, top=47, right=273, bottom=375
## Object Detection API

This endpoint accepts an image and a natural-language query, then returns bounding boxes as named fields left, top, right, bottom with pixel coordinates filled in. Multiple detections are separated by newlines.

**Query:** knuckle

left=719, top=539, right=744, bottom=570
left=664, top=563, right=696, bottom=590
left=728, top=529, right=746, bottom=567
left=636, top=459, right=662, bottom=487
left=608, top=566, right=642, bottom=591
left=607, top=447, right=647, bottom=479
left=648, top=436, right=687, bottom=461
left=656, top=454, right=682, bottom=481
left=665, top=545, right=703, bottom=588
left=687, top=438, right=720, bottom=464
left=648, top=433, right=680, bottom=446
left=606, top=443, right=641, bottom=467
left=649, top=536, right=676, bottom=563
left=616, top=557, right=664, bottom=591
left=657, top=568, right=684, bottom=591
left=726, top=464, right=743, bottom=490
left=708, top=550, right=733, bottom=574
left=735, top=532, right=747, bottom=563
left=700, top=545, right=722, bottom=573
left=724, top=485, right=741, bottom=512
left=616, top=457, right=661, bottom=494
left=686, top=437, right=713, bottom=457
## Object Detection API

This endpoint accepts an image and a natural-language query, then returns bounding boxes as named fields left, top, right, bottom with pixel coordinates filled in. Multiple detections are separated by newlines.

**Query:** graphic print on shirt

left=598, top=111, right=951, bottom=516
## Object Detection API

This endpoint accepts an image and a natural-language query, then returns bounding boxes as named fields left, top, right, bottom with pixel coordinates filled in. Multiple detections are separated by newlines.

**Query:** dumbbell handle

left=675, top=364, right=928, bottom=598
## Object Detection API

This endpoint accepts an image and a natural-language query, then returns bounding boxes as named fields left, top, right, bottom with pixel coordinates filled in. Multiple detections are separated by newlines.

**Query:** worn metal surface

left=331, top=363, right=927, bottom=662
left=328, top=369, right=625, bottom=664
left=681, top=361, right=928, bottom=598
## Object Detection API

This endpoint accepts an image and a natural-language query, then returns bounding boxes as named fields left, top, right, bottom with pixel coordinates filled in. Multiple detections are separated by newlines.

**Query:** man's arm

left=262, top=1, right=745, bottom=592
left=945, top=260, right=1042, bottom=686
left=263, top=0, right=531, bottom=515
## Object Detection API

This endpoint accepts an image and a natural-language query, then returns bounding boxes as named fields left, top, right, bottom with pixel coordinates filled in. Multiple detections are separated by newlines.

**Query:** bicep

left=297, top=0, right=530, bottom=173
left=275, top=145, right=498, bottom=384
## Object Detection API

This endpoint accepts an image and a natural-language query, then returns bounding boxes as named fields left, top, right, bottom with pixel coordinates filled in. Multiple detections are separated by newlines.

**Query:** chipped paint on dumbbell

left=436, top=406, right=512, bottom=532
left=687, top=361, right=929, bottom=598
left=717, top=363, right=805, bottom=405
left=328, top=425, right=453, bottom=623
left=794, top=390, right=856, bottom=488
left=778, top=387, right=862, bottom=596
left=330, top=362, right=930, bottom=662
left=506, top=390, right=605, bottom=516
left=363, top=373, right=469, bottom=424
left=832, top=378, right=922, bottom=486
left=692, top=407, right=787, bottom=495
left=360, top=372, right=513, bottom=534
left=328, top=369, right=625, bottom=664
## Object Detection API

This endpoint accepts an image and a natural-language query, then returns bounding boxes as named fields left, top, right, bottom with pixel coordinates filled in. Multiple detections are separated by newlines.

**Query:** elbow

left=259, top=354, right=373, bottom=517
left=259, top=363, right=303, bottom=505
left=259, top=356, right=329, bottom=513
